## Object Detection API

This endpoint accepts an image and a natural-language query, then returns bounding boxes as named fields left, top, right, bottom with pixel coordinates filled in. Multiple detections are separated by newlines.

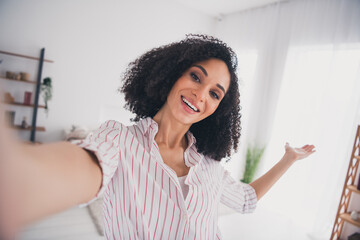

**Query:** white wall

left=213, top=1, right=360, bottom=238
left=0, top=0, right=215, bottom=142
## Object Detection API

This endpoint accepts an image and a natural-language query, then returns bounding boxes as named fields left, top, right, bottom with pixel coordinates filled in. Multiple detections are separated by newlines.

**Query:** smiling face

left=161, top=58, right=231, bottom=126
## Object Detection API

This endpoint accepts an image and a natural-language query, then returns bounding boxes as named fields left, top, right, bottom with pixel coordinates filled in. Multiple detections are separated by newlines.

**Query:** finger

left=304, top=145, right=315, bottom=151
left=307, top=145, right=316, bottom=152
left=307, top=147, right=316, bottom=154
left=300, top=144, right=309, bottom=150
left=303, top=146, right=311, bottom=151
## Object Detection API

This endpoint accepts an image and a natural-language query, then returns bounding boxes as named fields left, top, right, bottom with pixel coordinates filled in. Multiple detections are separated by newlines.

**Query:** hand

left=284, top=142, right=316, bottom=161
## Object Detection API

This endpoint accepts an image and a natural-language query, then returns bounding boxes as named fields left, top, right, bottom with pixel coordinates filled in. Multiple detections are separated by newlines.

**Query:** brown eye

left=191, top=72, right=200, bottom=82
left=210, top=91, right=219, bottom=100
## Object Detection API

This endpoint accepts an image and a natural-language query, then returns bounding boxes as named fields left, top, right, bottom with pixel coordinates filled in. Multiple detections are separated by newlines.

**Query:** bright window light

left=262, top=44, right=360, bottom=233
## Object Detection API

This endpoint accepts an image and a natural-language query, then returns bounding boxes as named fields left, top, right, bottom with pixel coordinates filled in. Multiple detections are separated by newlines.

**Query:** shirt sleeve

left=220, top=170, right=257, bottom=213
left=71, top=120, right=123, bottom=207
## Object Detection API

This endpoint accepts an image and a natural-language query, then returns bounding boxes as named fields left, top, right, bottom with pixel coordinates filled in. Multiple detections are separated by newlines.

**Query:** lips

left=181, top=96, right=200, bottom=112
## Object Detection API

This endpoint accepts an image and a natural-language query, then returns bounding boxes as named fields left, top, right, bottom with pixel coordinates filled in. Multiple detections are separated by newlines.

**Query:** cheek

left=206, top=102, right=220, bottom=116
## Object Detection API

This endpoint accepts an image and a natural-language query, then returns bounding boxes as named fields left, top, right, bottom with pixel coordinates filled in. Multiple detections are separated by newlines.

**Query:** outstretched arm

left=249, top=143, right=316, bottom=200
left=0, top=106, right=102, bottom=239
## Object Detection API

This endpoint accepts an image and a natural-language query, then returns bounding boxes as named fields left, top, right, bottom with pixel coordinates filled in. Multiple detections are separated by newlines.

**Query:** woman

left=0, top=35, right=315, bottom=240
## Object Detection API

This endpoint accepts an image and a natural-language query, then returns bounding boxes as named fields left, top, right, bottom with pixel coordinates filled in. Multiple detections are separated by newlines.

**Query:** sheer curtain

left=216, top=0, right=360, bottom=238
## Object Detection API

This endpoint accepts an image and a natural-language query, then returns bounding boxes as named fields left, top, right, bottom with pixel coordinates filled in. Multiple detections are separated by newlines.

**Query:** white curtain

left=216, top=0, right=360, bottom=238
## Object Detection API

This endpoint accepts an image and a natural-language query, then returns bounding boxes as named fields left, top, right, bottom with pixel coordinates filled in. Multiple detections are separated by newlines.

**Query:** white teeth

left=182, top=97, right=198, bottom=112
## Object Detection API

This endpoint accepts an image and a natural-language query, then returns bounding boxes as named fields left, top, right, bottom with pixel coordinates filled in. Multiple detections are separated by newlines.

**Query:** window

left=261, top=44, right=360, bottom=233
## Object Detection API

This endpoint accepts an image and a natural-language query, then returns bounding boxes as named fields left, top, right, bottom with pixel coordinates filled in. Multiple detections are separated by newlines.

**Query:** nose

left=192, top=86, right=206, bottom=102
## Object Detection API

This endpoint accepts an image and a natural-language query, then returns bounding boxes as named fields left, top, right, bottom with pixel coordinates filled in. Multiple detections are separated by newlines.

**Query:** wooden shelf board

left=0, top=50, right=54, bottom=63
left=22, top=141, right=43, bottom=145
left=347, top=185, right=360, bottom=194
left=0, top=76, right=38, bottom=84
left=10, top=125, right=45, bottom=132
left=4, top=101, right=46, bottom=109
left=340, top=213, right=360, bottom=228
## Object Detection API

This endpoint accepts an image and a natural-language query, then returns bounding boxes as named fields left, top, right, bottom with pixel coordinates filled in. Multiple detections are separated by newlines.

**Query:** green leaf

left=241, top=145, right=265, bottom=183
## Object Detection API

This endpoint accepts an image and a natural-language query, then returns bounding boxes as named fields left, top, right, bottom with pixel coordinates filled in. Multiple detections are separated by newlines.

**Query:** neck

left=153, top=107, right=190, bottom=149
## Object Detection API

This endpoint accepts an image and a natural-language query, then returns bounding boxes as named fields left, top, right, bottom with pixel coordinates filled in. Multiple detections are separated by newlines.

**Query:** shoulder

left=93, top=119, right=154, bottom=149
left=99, top=120, right=124, bottom=130
left=88, top=120, right=126, bottom=142
left=199, top=155, right=226, bottom=176
left=94, top=120, right=144, bottom=137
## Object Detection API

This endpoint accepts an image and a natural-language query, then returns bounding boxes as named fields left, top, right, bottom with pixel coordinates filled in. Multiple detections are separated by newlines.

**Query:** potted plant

left=241, top=145, right=265, bottom=184
left=41, top=77, right=52, bottom=114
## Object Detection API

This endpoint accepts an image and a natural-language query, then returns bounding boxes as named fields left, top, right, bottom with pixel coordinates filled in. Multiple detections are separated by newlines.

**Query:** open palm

left=284, top=142, right=316, bottom=161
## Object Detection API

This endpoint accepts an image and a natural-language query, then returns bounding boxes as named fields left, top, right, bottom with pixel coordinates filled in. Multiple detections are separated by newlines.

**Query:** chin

left=174, top=114, right=199, bottom=126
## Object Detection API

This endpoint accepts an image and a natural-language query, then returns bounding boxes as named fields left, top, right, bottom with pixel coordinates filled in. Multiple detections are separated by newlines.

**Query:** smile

left=181, top=96, right=199, bottom=112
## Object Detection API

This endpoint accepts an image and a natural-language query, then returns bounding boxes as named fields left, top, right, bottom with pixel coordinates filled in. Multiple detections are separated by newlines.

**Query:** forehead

left=192, top=58, right=231, bottom=92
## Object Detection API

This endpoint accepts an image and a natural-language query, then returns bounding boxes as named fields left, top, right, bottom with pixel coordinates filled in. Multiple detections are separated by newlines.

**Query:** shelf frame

left=346, top=185, right=360, bottom=194
left=0, top=50, right=53, bottom=63
left=1, top=48, right=51, bottom=142
left=5, top=101, right=45, bottom=109
left=330, top=125, right=360, bottom=240
left=0, top=76, right=38, bottom=84
left=30, top=48, right=45, bottom=142
left=10, top=125, right=46, bottom=132
left=339, top=213, right=360, bottom=228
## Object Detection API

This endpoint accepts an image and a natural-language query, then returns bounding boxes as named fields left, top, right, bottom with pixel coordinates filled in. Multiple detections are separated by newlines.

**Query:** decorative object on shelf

left=23, top=91, right=32, bottom=105
left=350, top=211, right=359, bottom=221
left=64, top=125, right=90, bottom=141
left=241, top=145, right=265, bottom=184
left=0, top=48, right=53, bottom=142
left=4, top=92, right=14, bottom=103
left=6, top=71, right=15, bottom=79
left=15, top=73, right=21, bottom=80
left=20, top=72, right=30, bottom=81
left=5, top=111, right=15, bottom=126
left=357, top=172, right=360, bottom=190
left=41, top=77, right=52, bottom=114
left=21, top=116, right=29, bottom=129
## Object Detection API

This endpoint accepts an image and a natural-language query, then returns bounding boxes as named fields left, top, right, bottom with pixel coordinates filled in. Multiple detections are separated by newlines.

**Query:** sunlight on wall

left=261, top=44, right=360, bottom=236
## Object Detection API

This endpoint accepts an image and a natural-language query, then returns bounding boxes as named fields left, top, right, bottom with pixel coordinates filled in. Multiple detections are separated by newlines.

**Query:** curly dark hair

left=120, top=34, right=241, bottom=161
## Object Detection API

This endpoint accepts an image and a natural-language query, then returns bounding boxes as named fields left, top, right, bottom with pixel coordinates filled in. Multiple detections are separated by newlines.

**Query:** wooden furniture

left=0, top=49, right=53, bottom=142
left=330, top=125, right=360, bottom=239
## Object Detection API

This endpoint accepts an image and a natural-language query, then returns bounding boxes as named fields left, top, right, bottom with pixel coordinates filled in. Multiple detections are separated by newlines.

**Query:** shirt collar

left=138, top=117, right=158, bottom=137
left=137, top=117, right=203, bottom=167
left=184, top=131, right=203, bottom=167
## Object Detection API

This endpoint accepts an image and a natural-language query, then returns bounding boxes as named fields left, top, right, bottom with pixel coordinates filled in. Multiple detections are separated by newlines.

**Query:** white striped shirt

left=74, top=117, right=257, bottom=240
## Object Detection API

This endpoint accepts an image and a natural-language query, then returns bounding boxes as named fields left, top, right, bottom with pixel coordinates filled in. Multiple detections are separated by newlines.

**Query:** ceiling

left=172, top=0, right=286, bottom=17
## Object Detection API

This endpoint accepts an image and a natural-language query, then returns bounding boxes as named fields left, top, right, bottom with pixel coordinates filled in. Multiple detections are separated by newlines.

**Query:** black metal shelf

left=0, top=48, right=52, bottom=142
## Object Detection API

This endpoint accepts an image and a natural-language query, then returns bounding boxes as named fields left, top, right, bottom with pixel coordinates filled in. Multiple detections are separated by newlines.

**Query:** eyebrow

left=194, top=65, right=208, bottom=76
left=216, top=84, right=226, bottom=94
left=193, top=64, right=226, bottom=95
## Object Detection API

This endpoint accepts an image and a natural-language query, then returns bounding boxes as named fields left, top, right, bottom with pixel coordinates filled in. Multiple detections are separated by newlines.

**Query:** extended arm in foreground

left=0, top=107, right=102, bottom=239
